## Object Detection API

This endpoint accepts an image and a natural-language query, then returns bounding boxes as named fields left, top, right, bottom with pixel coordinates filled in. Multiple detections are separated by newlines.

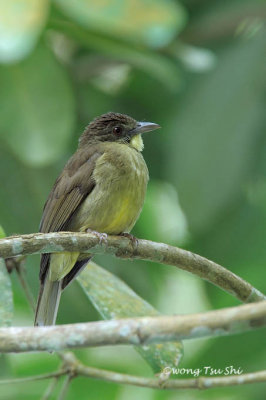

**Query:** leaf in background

left=139, top=180, right=189, bottom=246
left=181, top=0, right=266, bottom=45
left=165, top=33, right=266, bottom=234
left=0, top=258, right=13, bottom=327
left=78, top=261, right=183, bottom=373
left=50, top=19, right=182, bottom=91
left=0, top=0, right=49, bottom=63
left=173, top=43, right=217, bottom=72
left=55, top=0, right=186, bottom=49
left=0, top=43, right=75, bottom=166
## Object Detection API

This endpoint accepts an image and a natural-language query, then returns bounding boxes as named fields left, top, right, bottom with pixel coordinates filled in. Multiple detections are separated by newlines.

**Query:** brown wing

left=39, top=146, right=102, bottom=281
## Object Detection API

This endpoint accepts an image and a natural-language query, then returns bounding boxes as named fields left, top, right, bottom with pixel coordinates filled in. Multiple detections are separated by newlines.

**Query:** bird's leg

left=120, top=232, right=138, bottom=251
left=86, top=229, right=108, bottom=246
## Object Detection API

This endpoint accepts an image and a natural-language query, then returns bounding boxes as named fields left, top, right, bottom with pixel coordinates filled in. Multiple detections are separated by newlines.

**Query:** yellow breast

left=71, top=143, right=149, bottom=235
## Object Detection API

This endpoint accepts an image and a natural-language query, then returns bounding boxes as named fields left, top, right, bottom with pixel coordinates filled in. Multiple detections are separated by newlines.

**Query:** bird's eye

left=113, top=126, right=122, bottom=135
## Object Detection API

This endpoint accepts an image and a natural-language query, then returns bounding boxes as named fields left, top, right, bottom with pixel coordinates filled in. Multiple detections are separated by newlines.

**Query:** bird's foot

left=120, top=232, right=138, bottom=251
left=86, top=229, right=108, bottom=246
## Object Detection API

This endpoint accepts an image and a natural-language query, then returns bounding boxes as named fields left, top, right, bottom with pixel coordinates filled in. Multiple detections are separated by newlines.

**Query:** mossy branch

left=0, top=231, right=265, bottom=304
left=0, top=300, right=265, bottom=353
left=1, top=231, right=266, bottom=392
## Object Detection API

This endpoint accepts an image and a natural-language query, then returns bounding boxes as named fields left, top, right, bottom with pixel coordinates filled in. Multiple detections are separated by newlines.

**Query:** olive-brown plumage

left=35, top=112, right=160, bottom=326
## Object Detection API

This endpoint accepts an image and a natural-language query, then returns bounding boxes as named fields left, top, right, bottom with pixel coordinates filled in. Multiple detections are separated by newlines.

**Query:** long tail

left=34, top=277, right=62, bottom=326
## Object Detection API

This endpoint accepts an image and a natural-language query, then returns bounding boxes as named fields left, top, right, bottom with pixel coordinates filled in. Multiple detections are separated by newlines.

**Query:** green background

left=0, top=0, right=266, bottom=398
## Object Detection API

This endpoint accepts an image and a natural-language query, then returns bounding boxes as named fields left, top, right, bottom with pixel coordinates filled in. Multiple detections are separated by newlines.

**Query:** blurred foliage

left=0, top=0, right=266, bottom=398
left=78, top=261, right=183, bottom=373
left=0, top=42, right=75, bottom=166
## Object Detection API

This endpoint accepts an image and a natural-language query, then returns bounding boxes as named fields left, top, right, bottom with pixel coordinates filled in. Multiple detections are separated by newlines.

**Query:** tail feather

left=62, top=257, right=92, bottom=289
left=34, top=277, right=62, bottom=326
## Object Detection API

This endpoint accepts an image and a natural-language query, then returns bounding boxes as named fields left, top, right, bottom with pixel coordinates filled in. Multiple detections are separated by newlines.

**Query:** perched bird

left=35, top=112, right=160, bottom=326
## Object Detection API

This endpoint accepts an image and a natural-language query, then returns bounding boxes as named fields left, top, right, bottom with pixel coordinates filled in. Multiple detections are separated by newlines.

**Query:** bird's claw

left=86, top=229, right=108, bottom=246
left=120, top=233, right=138, bottom=250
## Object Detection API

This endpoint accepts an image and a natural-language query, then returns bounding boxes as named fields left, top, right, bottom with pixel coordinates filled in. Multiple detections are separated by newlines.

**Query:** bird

left=34, top=112, right=160, bottom=326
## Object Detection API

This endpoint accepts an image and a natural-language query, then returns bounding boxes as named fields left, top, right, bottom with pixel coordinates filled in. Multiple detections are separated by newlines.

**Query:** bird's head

left=79, top=112, right=160, bottom=151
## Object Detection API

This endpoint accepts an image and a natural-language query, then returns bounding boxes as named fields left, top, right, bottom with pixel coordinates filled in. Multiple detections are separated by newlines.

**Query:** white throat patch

left=130, top=134, right=144, bottom=152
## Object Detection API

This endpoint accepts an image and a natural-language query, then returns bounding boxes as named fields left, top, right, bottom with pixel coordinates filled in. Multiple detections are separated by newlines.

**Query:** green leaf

left=0, top=0, right=49, bottom=63
left=0, top=259, right=13, bottom=327
left=55, top=0, right=186, bottom=49
left=50, top=18, right=182, bottom=91
left=78, top=261, right=183, bottom=373
left=0, top=42, right=75, bottom=166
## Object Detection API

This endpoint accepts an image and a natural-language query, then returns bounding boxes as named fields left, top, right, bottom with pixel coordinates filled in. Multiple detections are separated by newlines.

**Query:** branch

left=5, top=256, right=36, bottom=313
left=0, top=300, right=265, bottom=353
left=0, top=371, right=64, bottom=384
left=1, top=351, right=266, bottom=390
left=41, top=376, right=61, bottom=400
left=75, top=364, right=266, bottom=389
left=58, top=352, right=266, bottom=390
left=0, top=232, right=265, bottom=304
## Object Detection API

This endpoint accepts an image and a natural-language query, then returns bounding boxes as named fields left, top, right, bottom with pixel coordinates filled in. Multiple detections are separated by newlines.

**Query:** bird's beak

left=129, top=121, right=161, bottom=136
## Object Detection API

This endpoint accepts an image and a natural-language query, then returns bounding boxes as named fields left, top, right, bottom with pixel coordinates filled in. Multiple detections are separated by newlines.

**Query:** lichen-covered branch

left=0, top=232, right=265, bottom=303
left=0, top=300, right=265, bottom=353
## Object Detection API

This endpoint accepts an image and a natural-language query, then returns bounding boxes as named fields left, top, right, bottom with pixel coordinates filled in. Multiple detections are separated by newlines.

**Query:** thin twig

left=75, top=364, right=266, bottom=389
left=0, top=300, right=265, bottom=353
left=5, top=256, right=36, bottom=313
left=15, top=264, right=36, bottom=313
left=0, top=352, right=266, bottom=390
left=41, top=377, right=61, bottom=400
left=52, top=352, right=266, bottom=390
left=57, top=374, right=73, bottom=400
left=0, top=232, right=265, bottom=304
left=0, top=371, right=64, bottom=384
